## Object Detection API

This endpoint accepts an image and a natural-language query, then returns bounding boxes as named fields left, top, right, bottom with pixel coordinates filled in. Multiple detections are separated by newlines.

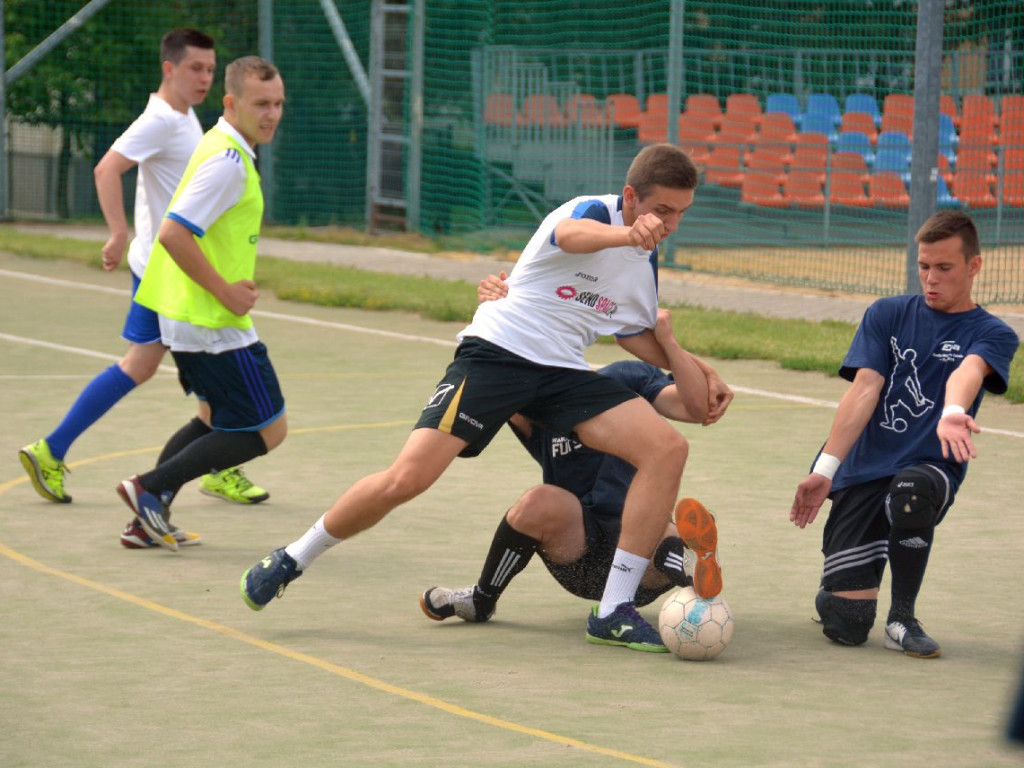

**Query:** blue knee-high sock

left=46, top=365, right=137, bottom=460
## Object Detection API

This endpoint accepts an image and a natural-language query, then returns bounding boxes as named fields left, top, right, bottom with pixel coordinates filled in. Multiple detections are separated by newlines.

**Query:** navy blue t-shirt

left=512, top=360, right=673, bottom=524
left=831, top=294, right=1018, bottom=491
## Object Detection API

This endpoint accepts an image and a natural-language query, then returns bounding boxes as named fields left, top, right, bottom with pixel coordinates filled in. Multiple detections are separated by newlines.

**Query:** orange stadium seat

left=726, top=92, right=762, bottom=124
left=840, top=111, right=878, bottom=145
left=829, top=170, right=872, bottom=206
left=678, top=113, right=716, bottom=164
left=831, top=151, right=870, bottom=184
left=784, top=169, right=825, bottom=207
left=483, top=93, right=516, bottom=127
left=606, top=93, right=642, bottom=129
left=745, top=143, right=789, bottom=185
left=564, top=93, right=607, bottom=128
left=704, top=144, right=745, bottom=187
left=685, top=93, right=723, bottom=128
left=870, top=171, right=910, bottom=208
left=741, top=169, right=787, bottom=207
left=940, top=94, right=960, bottom=129
left=715, top=114, right=757, bottom=149
left=518, top=94, right=565, bottom=128
left=953, top=171, right=998, bottom=208
left=756, top=112, right=798, bottom=148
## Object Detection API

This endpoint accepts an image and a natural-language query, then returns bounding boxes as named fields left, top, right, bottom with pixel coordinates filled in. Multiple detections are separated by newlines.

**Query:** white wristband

left=941, top=404, right=966, bottom=419
left=812, top=452, right=841, bottom=480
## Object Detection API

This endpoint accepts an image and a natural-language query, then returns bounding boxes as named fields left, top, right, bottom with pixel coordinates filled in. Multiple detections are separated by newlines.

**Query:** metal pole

left=0, top=0, right=8, bottom=219
left=5, top=0, right=114, bottom=86
left=406, top=0, right=424, bottom=231
left=663, top=0, right=685, bottom=267
left=318, top=0, right=370, bottom=107
left=258, top=0, right=275, bottom=223
left=904, top=0, right=943, bottom=293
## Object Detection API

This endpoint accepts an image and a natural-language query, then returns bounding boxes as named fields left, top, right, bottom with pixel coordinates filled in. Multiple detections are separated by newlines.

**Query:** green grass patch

left=1, top=225, right=1020, bottom=402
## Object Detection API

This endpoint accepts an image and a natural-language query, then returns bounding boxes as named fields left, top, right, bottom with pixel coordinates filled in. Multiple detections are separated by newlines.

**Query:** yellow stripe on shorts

left=438, top=378, right=466, bottom=434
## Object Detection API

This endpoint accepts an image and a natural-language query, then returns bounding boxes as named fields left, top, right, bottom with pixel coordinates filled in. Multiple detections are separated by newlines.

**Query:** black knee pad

left=815, top=590, right=877, bottom=646
left=888, top=465, right=946, bottom=530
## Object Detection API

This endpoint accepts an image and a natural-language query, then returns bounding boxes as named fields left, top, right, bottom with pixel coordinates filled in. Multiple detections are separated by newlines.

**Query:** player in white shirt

left=243, top=144, right=716, bottom=653
left=18, top=30, right=270, bottom=542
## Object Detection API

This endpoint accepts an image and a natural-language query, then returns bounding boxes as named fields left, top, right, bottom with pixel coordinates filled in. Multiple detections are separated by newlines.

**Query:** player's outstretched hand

left=477, top=271, right=508, bottom=303
left=627, top=213, right=667, bottom=251
left=221, top=279, right=259, bottom=316
left=102, top=232, right=128, bottom=272
left=937, top=411, right=980, bottom=463
left=790, top=474, right=831, bottom=529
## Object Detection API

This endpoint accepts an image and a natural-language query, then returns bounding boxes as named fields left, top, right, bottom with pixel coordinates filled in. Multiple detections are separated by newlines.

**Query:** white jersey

left=110, top=94, right=203, bottom=278
left=458, top=195, right=659, bottom=370
left=158, top=118, right=259, bottom=354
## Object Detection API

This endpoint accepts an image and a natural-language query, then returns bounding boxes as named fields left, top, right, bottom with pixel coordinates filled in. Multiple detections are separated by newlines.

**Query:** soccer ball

left=658, top=586, right=735, bottom=661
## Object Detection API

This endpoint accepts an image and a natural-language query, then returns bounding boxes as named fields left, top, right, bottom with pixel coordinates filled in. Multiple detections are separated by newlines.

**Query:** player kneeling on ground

left=790, top=211, right=1019, bottom=658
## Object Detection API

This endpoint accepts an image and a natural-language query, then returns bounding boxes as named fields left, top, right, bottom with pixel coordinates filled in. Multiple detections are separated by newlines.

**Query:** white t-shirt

left=458, top=195, right=659, bottom=370
left=158, top=118, right=260, bottom=354
left=110, top=94, right=202, bottom=278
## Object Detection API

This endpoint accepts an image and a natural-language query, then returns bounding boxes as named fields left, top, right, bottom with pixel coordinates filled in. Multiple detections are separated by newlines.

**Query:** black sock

left=887, top=524, right=935, bottom=623
left=139, top=430, right=267, bottom=502
left=157, top=417, right=213, bottom=465
left=653, top=536, right=693, bottom=588
left=475, top=515, right=539, bottom=603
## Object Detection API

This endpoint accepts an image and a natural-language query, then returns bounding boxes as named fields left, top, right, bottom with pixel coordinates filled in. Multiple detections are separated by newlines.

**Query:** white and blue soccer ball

left=658, top=586, right=735, bottom=661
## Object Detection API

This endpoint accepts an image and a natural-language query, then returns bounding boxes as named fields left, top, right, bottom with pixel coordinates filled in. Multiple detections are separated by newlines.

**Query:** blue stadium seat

left=836, top=130, right=875, bottom=166
left=936, top=176, right=959, bottom=207
left=937, top=113, right=958, bottom=165
left=766, top=93, right=802, bottom=127
left=844, top=93, right=881, bottom=126
left=801, top=112, right=837, bottom=142
left=805, top=93, right=841, bottom=128
left=875, top=131, right=912, bottom=181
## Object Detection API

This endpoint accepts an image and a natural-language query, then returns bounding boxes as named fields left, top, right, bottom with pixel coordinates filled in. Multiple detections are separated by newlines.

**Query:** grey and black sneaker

left=884, top=618, right=942, bottom=658
left=585, top=602, right=668, bottom=653
left=419, top=586, right=495, bottom=623
left=241, top=548, right=303, bottom=611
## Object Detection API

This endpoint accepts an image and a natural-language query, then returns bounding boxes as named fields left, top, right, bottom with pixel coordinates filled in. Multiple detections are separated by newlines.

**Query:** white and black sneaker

left=885, top=618, right=941, bottom=658
left=419, top=585, right=495, bottom=623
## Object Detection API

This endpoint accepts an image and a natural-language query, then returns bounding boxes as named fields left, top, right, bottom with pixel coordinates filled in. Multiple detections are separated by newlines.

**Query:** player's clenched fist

left=627, top=212, right=667, bottom=250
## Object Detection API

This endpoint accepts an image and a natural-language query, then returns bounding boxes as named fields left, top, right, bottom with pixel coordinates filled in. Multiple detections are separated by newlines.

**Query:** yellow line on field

left=0, top=448, right=680, bottom=768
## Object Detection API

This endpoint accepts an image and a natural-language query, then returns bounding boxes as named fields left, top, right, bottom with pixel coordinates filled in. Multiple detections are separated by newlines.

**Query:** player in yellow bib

left=116, top=57, right=288, bottom=551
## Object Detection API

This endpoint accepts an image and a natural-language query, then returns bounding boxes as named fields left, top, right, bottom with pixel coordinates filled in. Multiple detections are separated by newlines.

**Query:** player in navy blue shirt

left=419, top=297, right=734, bottom=631
left=790, top=211, right=1019, bottom=658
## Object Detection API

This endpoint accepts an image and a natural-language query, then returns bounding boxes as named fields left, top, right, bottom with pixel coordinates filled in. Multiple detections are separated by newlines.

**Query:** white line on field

left=3, top=266, right=1022, bottom=439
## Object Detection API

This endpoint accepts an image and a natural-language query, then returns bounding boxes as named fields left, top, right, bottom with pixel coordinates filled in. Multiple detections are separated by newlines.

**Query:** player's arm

left=156, top=219, right=258, bottom=317
left=554, top=212, right=666, bottom=253
left=93, top=150, right=137, bottom=272
left=645, top=309, right=713, bottom=423
left=790, top=367, right=884, bottom=529
left=936, top=353, right=991, bottom=463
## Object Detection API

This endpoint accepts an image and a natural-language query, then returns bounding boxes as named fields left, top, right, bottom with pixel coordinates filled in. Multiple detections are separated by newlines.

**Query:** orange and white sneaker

left=674, top=498, right=722, bottom=598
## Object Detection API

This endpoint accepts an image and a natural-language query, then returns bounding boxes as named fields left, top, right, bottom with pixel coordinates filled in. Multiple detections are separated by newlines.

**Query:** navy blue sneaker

left=241, top=548, right=302, bottom=611
left=586, top=602, right=668, bottom=653
left=116, top=476, right=177, bottom=551
left=885, top=618, right=942, bottom=659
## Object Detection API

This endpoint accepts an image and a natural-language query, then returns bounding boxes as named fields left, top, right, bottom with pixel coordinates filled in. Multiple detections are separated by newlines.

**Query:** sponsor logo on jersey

left=575, top=271, right=598, bottom=282
left=554, top=285, right=618, bottom=316
left=932, top=339, right=963, bottom=363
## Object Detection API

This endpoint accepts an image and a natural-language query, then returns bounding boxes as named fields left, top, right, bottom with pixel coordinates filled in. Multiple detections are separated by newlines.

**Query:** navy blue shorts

left=541, top=502, right=671, bottom=607
left=414, top=337, right=637, bottom=458
left=121, top=272, right=162, bottom=345
left=171, top=342, right=285, bottom=431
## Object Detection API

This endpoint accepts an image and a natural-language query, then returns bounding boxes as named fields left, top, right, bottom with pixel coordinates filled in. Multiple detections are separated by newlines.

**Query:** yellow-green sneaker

left=199, top=467, right=269, bottom=504
left=18, top=439, right=71, bottom=503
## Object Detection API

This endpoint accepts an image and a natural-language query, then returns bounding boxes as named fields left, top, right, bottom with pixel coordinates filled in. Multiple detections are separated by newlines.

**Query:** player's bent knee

left=888, top=465, right=946, bottom=530
left=815, top=590, right=876, bottom=646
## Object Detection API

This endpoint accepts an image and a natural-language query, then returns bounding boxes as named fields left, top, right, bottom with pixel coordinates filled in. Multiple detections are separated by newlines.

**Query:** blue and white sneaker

left=116, top=476, right=177, bottom=551
left=240, top=548, right=303, bottom=611
left=586, top=602, right=668, bottom=653
left=884, top=618, right=942, bottom=659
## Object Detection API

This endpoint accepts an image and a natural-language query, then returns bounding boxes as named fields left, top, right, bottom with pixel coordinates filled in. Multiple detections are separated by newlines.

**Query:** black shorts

left=821, top=468, right=955, bottom=592
left=171, top=342, right=285, bottom=431
left=414, top=337, right=637, bottom=458
left=541, top=502, right=671, bottom=608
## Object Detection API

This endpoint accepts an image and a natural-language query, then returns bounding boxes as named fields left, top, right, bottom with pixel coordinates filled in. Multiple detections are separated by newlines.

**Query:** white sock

left=285, top=513, right=340, bottom=570
left=597, top=549, right=650, bottom=618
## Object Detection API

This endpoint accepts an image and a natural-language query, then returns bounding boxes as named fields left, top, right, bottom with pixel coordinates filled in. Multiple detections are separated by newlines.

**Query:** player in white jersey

left=17, top=30, right=270, bottom=542
left=243, top=144, right=714, bottom=653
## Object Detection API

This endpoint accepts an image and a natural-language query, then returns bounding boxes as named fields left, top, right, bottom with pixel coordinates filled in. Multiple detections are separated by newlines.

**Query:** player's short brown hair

left=160, top=29, right=215, bottom=65
left=625, top=143, right=699, bottom=200
left=915, top=210, right=980, bottom=259
left=224, top=56, right=280, bottom=97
